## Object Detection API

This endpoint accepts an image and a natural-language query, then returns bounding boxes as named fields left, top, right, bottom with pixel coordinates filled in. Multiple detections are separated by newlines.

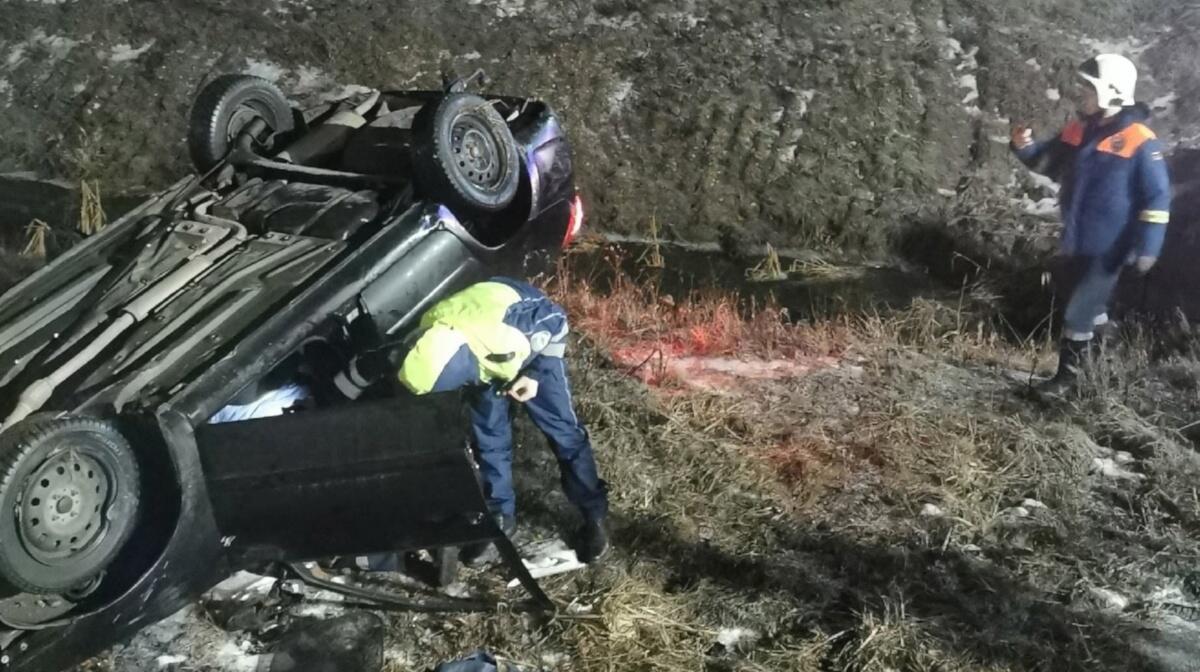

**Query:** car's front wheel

left=0, top=417, right=141, bottom=595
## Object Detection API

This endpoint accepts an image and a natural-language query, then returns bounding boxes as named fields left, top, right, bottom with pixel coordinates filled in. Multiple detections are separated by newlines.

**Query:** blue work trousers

left=469, top=355, right=608, bottom=521
left=1059, top=254, right=1124, bottom=341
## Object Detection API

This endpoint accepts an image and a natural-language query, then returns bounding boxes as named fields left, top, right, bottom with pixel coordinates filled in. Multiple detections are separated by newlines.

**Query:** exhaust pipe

left=1, top=219, right=247, bottom=429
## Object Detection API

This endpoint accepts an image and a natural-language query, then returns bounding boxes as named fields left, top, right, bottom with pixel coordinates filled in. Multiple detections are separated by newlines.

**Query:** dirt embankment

left=1, top=0, right=1198, bottom=264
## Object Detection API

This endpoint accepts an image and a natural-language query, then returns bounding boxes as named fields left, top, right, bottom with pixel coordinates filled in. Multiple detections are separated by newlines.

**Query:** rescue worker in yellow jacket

left=344, top=277, right=610, bottom=564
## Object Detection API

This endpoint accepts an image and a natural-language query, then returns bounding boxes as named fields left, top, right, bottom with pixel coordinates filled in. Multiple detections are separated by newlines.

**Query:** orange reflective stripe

left=1059, top=120, right=1085, bottom=146
left=1097, top=123, right=1155, bottom=159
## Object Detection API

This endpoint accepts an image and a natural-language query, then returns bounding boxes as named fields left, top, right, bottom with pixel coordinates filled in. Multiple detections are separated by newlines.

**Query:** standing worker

left=1011, top=53, right=1171, bottom=396
left=340, top=277, right=610, bottom=564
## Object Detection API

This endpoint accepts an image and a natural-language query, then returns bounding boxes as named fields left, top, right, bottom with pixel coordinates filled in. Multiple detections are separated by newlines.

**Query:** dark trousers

left=469, top=355, right=608, bottom=521
left=1056, top=254, right=1124, bottom=341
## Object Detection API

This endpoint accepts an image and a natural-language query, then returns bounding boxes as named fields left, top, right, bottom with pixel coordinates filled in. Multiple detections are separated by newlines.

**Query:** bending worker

left=1011, top=53, right=1171, bottom=396
left=343, top=277, right=609, bottom=564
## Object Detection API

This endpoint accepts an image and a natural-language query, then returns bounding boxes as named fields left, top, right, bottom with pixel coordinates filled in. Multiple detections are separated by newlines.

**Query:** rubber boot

left=461, top=514, right=516, bottom=568
left=575, top=518, right=609, bottom=564
left=1037, top=338, right=1089, bottom=398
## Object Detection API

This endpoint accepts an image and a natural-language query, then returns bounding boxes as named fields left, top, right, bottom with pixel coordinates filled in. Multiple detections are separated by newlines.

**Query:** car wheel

left=412, top=93, right=520, bottom=216
left=0, top=417, right=141, bottom=595
left=188, top=74, right=296, bottom=173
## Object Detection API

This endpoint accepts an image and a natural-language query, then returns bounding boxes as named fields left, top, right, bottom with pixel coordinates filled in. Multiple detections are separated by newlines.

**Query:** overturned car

left=0, top=72, right=581, bottom=670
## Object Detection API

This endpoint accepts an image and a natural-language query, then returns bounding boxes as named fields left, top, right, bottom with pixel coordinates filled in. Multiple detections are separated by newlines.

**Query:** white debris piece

left=506, top=539, right=587, bottom=587
left=716, top=627, right=759, bottom=650
left=1091, top=457, right=1144, bottom=481
left=920, top=503, right=945, bottom=517
left=205, top=570, right=277, bottom=601
left=1089, top=586, right=1130, bottom=612
left=156, top=655, right=187, bottom=668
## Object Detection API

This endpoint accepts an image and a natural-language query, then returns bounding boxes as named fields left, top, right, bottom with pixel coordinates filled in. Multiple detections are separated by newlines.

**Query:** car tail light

left=563, top=194, right=585, bottom=248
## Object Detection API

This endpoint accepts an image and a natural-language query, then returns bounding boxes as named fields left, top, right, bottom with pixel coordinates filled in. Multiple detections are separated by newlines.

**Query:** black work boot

left=575, top=518, right=609, bottom=564
left=461, top=514, right=516, bottom=568
left=1037, top=338, right=1090, bottom=398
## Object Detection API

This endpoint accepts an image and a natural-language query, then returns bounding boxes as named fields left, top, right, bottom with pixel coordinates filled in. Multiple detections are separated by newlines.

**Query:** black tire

left=412, top=93, right=520, bottom=216
left=0, top=417, right=141, bottom=595
left=188, top=74, right=295, bottom=173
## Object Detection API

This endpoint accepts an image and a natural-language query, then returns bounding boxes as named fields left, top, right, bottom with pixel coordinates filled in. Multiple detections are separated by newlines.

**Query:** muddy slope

left=1, top=0, right=1198, bottom=256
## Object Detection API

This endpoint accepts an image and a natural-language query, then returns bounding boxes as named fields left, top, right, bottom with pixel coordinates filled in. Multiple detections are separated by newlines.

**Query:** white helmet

left=1078, top=54, right=1137, bottom=111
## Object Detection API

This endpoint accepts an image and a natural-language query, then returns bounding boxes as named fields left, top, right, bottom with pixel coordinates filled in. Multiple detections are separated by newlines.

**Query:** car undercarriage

left=0, top=72, right=578, bottom=671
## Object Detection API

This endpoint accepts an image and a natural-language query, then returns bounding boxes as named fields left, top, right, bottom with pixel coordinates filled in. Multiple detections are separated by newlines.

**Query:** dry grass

left=563, top=574, right=712, bottom=672
left=79, top=180, right=107, bottom=235
left=548, top=253, right=851, bottom=365
left=745, top=244, right=786, bottom=282
left=20, top=219, right=50, bottom=259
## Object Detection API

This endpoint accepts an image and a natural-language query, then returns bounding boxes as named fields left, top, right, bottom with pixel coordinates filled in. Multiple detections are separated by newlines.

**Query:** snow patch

left=468, top=0, right=527, bottom=18
left=608, top=79, right=634, bottom=114
left=156, top=655, right=187, bottom=667
left=1150, top=92, right=1177, bottom=116
left=5, top=30, right=80, bottom=69
left=214, top=640, right=261, bottom=672
left=1080, top=36, right=1152, bottom=58
left=108, top=40, right=155, bottom=63
left=920, top=503, right=945, bottom=517
left=240, top=60, right=372, bottom=104
left=1045, top=88, right=1061, bottom=101
left=1018, top=194, right=1059, bottom=217
left=958, top=74, right=979, bottom=104
left=1025, top=57, right=1042, bottom=71
left=942, top=37, right=981, bottom=117
left=613, top=351, right=841, bottom=391
left=0, top=78, right=10, bottom=105
left=244, top=58, right=287, bottom=83
left=1028, top=172, right=1060, bottom=194
left=1022, top=498, right=1048, bottom=509
left=462, top=50, right=482, bottom=61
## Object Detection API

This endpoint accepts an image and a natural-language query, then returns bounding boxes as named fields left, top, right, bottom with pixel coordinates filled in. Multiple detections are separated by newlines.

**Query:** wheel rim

left=450, top=114, right=505, bottom=191
left=18, top=450, right=110, bottom=564
left=225, top=104, right=273, bottom=147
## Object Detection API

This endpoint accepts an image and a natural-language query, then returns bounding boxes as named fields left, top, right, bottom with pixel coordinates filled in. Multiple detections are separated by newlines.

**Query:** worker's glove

left=1010, top=125, right=1034, bottom=150
left=1134, top=255, right=1157, bottom=274
left=506, top=376, right=539, bottom=402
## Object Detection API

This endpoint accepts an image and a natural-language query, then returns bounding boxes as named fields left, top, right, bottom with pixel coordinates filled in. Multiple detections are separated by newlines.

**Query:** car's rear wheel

left=0, top=417, right=141, bottom=595
left=188, top=74, right=296, bottom=173
left=412, top=93, right=521, bottom=216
